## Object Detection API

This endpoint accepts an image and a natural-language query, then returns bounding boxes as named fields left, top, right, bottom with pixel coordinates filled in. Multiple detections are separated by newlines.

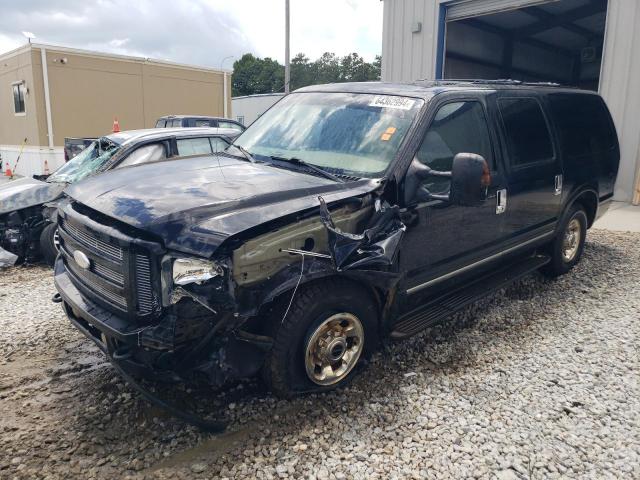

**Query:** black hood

left=0, top=177, right=66, bottom=215
left=65, top=155, right=380, bottom=256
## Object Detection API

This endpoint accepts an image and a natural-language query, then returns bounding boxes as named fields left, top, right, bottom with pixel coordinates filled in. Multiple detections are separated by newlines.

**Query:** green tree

left=232, top=54, right=284, bottom=96
left=256, top=57, right=284, bottom=93
left=232, top=53, right=261, bottom=96
left=372, top=55, right=382, bottom=80
left=313, top=52, right=341, bottom=84
left=232, top=52, right=382, bottom=96
left=290, top=53, right=312, bottom=90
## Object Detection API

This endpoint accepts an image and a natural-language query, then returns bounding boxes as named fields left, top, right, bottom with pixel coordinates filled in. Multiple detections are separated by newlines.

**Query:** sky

left=0, top=0, right=383, bottom=68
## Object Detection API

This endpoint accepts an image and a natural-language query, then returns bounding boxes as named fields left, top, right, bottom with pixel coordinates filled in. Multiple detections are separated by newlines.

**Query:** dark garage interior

left=444, top=0, right=608, bottom=90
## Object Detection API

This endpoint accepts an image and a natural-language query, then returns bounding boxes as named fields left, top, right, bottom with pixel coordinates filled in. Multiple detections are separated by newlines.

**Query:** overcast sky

left=0, top=0, right=383, bottom=68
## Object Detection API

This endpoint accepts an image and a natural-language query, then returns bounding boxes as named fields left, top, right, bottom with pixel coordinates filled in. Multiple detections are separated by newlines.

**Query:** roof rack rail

left=416, top=78, right=564, bottom=87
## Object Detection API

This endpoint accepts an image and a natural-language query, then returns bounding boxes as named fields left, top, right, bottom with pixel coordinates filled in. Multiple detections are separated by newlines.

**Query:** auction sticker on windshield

left=369, top=95, right=416, bottom=110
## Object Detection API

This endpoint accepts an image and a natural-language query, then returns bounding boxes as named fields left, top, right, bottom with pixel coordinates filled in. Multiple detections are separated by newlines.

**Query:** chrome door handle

left=496, top=189, right=507, bottom=214
left=554, top=174, right=563, bottom=196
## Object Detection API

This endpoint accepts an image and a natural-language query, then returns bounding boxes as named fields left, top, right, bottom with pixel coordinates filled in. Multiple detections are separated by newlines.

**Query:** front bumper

left=54, top=258, right=182, bottom=381
left=54, top=257, right=266, bottom=386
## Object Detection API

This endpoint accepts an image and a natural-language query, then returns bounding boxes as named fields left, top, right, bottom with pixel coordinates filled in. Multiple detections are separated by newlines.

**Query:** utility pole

left=284, top=0, right=290, bottom=94
left=220, top=55, right=234, bottom=118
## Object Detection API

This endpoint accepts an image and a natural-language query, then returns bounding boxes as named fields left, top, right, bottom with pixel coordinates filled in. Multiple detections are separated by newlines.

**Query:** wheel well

left=252, top=275, right=384, bottom=336
left=572, top=191, right=598, bottom=228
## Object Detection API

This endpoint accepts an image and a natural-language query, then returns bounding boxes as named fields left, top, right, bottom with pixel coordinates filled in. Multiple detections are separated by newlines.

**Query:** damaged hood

left=65, top=155, right=381, bottom=256
left=0, top=177, right=66, bottom=215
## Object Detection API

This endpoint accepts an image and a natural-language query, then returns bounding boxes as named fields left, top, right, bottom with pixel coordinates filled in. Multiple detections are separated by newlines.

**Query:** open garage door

left=447, top=0, right=559, bottom=21
left=443, top=0, right=608, bottom=91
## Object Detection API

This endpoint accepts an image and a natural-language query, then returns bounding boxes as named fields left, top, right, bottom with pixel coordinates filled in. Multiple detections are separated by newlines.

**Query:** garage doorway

left=441, top=0, right=609, bottom=91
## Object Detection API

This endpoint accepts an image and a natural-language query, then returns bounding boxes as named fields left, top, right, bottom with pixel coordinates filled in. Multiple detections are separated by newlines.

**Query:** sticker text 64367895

left=369, top=95, right=416, bottom=111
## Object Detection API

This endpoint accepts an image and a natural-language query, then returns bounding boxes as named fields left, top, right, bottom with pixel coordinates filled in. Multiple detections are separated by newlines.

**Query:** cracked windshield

left=47, top=138, right=120, bottom=184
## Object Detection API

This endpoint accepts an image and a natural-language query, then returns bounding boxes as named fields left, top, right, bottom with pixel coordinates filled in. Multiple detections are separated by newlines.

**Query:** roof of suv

left=157, top=115, right=230, bottom=120
left=106, top=127, right=240, bottom=145
left=295, top=80, right=590, bottom=100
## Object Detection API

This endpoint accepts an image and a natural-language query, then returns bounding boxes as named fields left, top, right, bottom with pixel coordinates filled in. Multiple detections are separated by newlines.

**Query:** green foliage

left=232, top=52, right=381, bottom=96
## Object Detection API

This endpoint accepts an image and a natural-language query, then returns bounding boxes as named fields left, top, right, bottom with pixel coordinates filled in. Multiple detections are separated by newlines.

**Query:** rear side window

left=116, top=143, right=167, bottom=168
left=417, top=101, right=494, bottom=194
left=193, top=120, right=213, bottom=127
left=548, top=94, right=615, bottom=158
left=210, top=137, right=229, bottom=152
left=498, top=98, right=553, bottom=167
left=177, top=137, right=213, bottom=156
left=219, top=121, right=243, bottom=132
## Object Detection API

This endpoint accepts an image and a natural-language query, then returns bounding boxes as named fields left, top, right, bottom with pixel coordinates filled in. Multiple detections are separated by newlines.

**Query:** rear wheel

left=40, top=223, right=59, bottom=267
left=542, top=205, right=587, bottom=278
left=263, top=279, right=378, bottom=398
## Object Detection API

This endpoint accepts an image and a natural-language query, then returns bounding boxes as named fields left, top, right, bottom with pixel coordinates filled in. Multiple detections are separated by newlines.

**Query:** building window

left=236, top=116, right=245, bottom=125
left=12, top=82, right=26, bottom=115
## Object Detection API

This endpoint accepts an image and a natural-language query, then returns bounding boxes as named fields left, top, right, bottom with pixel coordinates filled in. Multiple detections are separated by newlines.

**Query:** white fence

left=0, top=145, right=65, bottom=177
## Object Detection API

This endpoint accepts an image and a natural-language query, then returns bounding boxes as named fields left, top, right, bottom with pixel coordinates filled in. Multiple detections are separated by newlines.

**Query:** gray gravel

left=1, top=229, right=639, bottom=479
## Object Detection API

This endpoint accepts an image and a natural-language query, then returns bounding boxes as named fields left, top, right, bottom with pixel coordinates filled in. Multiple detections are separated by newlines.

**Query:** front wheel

left=40, top=223, right=60, bottom=267
left=263, top=279, right=378, bottom=398
left=542, top=205, right=587, bottom=278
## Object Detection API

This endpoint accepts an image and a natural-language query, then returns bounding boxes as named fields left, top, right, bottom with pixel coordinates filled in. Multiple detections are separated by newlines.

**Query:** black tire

left=541, top=204, right=588, bottom=278
left=40, top=223, right=59, bottom=267
left=263, top=278, right=379, bottom=398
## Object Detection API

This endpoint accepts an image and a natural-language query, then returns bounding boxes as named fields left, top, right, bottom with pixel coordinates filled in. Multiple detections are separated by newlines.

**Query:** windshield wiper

left=269, top=156, right=344, bottom=183
left=233, top=144, right=256, bottom=163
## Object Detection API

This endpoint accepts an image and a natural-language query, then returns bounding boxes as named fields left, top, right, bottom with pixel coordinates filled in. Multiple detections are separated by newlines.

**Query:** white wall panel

left=598, top=0, right=640, bottom=203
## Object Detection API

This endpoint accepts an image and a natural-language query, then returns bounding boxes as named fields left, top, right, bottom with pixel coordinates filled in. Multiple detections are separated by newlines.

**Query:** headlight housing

left=172, top=258, right=224, bottom=286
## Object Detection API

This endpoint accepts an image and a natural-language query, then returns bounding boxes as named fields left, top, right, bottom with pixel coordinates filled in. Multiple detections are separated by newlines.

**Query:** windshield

left=48, top=138, right=121, bottom=183
left=234, top=92, right=423, bottom=178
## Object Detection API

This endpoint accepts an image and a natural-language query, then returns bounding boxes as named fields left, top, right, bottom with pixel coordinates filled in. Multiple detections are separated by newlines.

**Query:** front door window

left=416, top=101, right=493, bottom=194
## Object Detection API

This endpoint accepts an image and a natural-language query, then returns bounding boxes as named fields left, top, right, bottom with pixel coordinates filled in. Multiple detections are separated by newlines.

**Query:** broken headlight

left=172, top=258, right=224, bottom=286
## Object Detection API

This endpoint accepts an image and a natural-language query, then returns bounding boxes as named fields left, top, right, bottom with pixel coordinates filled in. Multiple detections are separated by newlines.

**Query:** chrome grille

left=60, top=235, right=124, bottom=287
left=135, top=254, right=155, bottom=315
left=58, top=208, right=161, bottom=321
left=94, top=263, right=125, bottom=285
left=65, top=257, right=127, bottom=309
left=60, top=218, right=123, bottom=261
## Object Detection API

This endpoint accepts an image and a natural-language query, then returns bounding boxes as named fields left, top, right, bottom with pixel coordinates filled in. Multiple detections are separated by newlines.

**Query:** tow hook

left=51, top=292, right=62, bottom=303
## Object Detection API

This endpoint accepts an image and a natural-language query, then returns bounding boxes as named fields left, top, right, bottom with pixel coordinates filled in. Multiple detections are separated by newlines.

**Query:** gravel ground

left=1, top=229, right=639, bottom=479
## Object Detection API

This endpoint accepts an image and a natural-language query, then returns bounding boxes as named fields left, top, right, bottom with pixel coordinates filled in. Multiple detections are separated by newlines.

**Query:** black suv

left=54, top=81, right=619, bottom=398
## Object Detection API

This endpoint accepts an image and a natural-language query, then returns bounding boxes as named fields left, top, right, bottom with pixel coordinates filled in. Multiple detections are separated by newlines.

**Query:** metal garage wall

left=446, top=0, right=554, bottom=20
left=382, top=0, right=640, bottom=202
left=382, top=0, right=444, bottom=82
left=599, top=0, right=640, bottom=203
left=380, top=0, right=557, bottom=82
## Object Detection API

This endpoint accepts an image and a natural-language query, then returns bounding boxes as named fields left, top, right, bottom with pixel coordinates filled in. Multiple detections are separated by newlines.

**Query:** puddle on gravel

left=148, top=401, right=307, bottom=472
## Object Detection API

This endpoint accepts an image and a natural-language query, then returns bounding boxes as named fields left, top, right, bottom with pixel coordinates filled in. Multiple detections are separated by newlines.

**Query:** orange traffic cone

left=44, top=159, right=50, bottom=175
left=4, top=163, right=12, bottom=177
left=112, top=117, right=120, bottom=133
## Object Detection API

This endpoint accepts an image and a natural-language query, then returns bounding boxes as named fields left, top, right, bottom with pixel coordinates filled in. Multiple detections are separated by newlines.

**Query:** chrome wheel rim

left=53, top=228, right=61, bottom=252
left=562, top=218, right=581, bottom=262
left=305, top=313, right=364, bottom=386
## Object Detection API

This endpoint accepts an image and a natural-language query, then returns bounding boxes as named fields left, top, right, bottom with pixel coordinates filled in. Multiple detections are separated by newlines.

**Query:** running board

left=390, top=255, right=550, bottom=339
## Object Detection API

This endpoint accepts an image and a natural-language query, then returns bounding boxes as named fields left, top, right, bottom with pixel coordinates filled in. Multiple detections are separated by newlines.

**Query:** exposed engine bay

left=0, top=206, right=48, bottom=264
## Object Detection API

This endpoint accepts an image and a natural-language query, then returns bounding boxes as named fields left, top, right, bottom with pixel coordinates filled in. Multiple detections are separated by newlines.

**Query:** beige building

left=0, top=43, right=232, bottom=177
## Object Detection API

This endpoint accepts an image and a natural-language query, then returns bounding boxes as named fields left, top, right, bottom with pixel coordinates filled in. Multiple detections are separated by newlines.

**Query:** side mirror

left=450, top=153, right=491, bottom=207
left=404, top=153, right=490, bottom=206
